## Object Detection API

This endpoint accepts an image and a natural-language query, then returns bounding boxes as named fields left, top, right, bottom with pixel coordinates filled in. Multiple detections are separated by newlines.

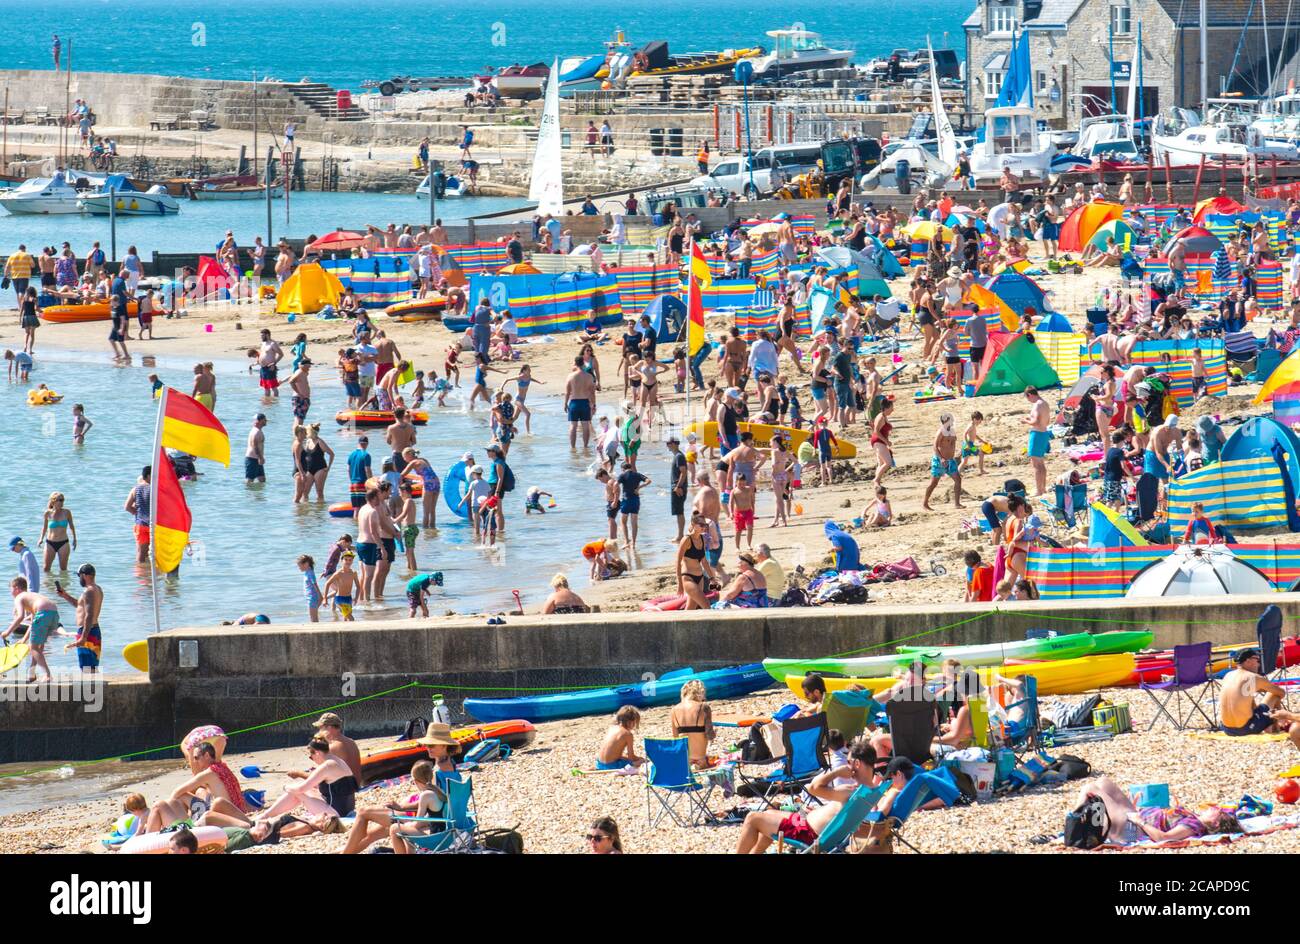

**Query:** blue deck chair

left=1140, top=641, right=1217, bottom=731
left=392, top=776, right=478, bottom=852
left=737, top=712, right=829, bottom=807
left=991, top=675, right=1040, bottom=750
left=865, top=768, right=961, bottom=854
left=1256, top=603, right=1293, bottom=700
left=1047, top=482, right=1089, bottom=529
left=644, top=737, right=717, bottom=828
left=776, top=782, right=888, bottom=854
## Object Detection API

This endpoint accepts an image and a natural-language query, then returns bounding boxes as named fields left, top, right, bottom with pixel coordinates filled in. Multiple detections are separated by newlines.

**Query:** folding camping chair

left=1256, top=604, right=1294, bottom=702
left=884, top=692, right=939, bottom=765
left=775, top=782, right=888, bottom=854
left=393, top=775, right=479, bottom=852
left=989, top=675, right=1040, bottom=751
left=823, top=689, right=879, bottom=743
left=1140, top=641, right=1218, bottom=730
left=865, top=767, right=962, bottom=854
left=1047, top=482, right=1089, bottom=529
left=736, top=712, right=830, bottom=807
left=644, top=737, right=718, bottom=828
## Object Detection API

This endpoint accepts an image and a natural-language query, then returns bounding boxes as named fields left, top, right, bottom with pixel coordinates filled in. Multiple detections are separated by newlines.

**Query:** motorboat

left=0, top=172, right=100, bottom=214
left=1151, top=106, right=1298, bottom=165
left=416, top=172, right=467, bottom=199
left=1074, top=112, right=1139, bottom=162
left=969, top=104, right=1057, bottom=182
left=491, top=63, right=550, bottom=100
left=559, top=28, right=636, bottom=92
left=741, top=29, right=853, bottom=80
left=78, top=176, right=180, bottom=215
left=190, top=182, right=284, bottom=200
left=1251, top=92, right=1300, bottom=149
left=628, top=40, right=763, bottom=79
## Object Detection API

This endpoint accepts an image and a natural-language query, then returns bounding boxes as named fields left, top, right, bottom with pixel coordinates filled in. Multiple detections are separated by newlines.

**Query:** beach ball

left=794, top=503, right=804, bottom=515
left=287, top=313, right=297, bottom=323
left=114, top=813, right=141, bottom=838
left=1276, top=778, right=1300, bottom=805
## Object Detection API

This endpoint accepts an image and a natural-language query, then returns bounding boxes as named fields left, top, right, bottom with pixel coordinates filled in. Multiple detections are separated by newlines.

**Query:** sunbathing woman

left=254, top=737, right=359, bottom=823
left=1075, top=775, right=1241, bottom=845
left=715, top=553, right=769, bottom=608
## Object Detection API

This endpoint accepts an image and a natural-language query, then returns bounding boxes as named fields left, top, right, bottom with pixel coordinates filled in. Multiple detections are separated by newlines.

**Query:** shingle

left=1022, top=0, right=1087, bottom=27
left=1156, top=0, right=1295, bottom=25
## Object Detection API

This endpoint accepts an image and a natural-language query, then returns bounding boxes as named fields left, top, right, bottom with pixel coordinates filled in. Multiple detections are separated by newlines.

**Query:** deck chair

left=885, top=690, right=938, bottom=765
left=737, top=712, right=829, bottom=807
left=1140, top=641, right=1218, bottom=731
left=1047, top=482, right=1089, bottom=529
left=644, top=737, right=716, bottom=828
left=392, top=775, right=478, bottom=852
left=865, top=767, right=962, bottom=854
left=1256, top=603, right=1293, bottom=701
left=775, top=782, right=888, bottom=854
left=990, top=675, right=1039, bottom=750
left=824, top=689, right=878, bottom=743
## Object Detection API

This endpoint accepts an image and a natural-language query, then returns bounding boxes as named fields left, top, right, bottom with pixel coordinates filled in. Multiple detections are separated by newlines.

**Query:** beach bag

left=1063, top=796, right=1108, bottom=849
left=775, top=586, right=811, bottom=608
left=884, top=557, right=921, bottom=581
left=741, top=722, right=773, bottom=763
left=500, top=462, right=516, bottom=492
left=1051, top=754, right=1092, bottom=781
left=849, top=819, right=895, bottom=854
left=478, top=826, right=524, bottom=854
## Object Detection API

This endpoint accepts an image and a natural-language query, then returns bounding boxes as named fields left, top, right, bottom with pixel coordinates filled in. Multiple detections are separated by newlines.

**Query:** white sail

left=928, top=36, right=958, bottom=171
left=528, top=59, right=565, bottom=216
left=1125, top=33, right=1141, bottom=127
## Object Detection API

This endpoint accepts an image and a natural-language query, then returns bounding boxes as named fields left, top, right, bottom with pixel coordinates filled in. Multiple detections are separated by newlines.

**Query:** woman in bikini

left=301, top=423, right=334, bottom=502
left=676, top=513, right=720, bottom=610
left=1003, top=496, right=1031, bottom=580
left=637, top=355, right=667, bottom=429
left=38, top=492, right=77, bottom=573
left=870, top=398, right=895, bottom=488
left=769, top=436, right=793, bottom=527
left=290, top=423, right=312, bottom=504
left=776, top=297, right=806, bottom=373
left=669, top=679, right=716, bottom=768
left=503, top=364, right=541, bottom=433
left=1094, top=364, right=1117, bottom=440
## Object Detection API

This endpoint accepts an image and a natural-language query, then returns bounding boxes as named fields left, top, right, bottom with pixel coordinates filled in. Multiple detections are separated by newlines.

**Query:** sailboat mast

left=1200, top=0, right=1209, bottom=114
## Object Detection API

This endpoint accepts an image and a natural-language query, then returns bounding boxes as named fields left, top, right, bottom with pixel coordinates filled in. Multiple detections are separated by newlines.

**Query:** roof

left=1155, top=0, right=1296, bottom=24
left=1022, top=0, right=1087, bottom=28
left=984, top=52, right=1008, bottom=70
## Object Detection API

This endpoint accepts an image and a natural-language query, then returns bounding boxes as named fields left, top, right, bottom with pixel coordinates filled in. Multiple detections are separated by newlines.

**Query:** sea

left=0, top=0, right=971, bottom=90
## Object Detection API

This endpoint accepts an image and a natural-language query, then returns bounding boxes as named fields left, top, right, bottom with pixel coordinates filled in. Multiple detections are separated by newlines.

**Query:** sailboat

left=969, top=30, right=1055, bottom=181
left=529, top=59, right=565, bottom=216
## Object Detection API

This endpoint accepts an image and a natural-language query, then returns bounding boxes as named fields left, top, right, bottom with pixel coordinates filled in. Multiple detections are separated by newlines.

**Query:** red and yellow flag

left=153, top=445, right=192, bottom=574
left=161, top=388, right=230, bottom=466
left=687, top=271, right=707, bottom=357
left=689, top=240, right=713, bottom=287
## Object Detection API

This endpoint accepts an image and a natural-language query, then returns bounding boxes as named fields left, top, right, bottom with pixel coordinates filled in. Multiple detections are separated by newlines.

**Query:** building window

left=989, top=4, right=1018, bottom=34
left=1111, top=3, right=1132, bottom=35
left=985, top=70, right=1006, bottom=99
left=1037, top=70, right=1049, bottom=93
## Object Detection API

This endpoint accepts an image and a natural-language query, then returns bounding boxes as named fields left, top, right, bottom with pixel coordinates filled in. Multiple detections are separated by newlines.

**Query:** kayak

left=335, top=410, right=429, bottom=428
left=1124, top=636, right=1300, bottom=686
left=783, top=653, right=1139, bottom=699
left=39, top=300, right=138, bottom=323
left=384, top=296, right=447, bottom=323
left=764, top=632, right=1102, bottom=680
left=684, top=420, right=858, bottom=459
left=464, top=663, right=773, bottom=724
left=359, top=719, right=537, bottom=786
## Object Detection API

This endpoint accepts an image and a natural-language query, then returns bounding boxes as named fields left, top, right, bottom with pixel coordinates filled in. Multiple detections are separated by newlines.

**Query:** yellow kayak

left=784, top=653, right=1137, bottom=699
left=685, top=421, right=858, bottom=459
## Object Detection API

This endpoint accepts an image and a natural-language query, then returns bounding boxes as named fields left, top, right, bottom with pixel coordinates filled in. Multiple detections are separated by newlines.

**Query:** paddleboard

left=0, top=643, right=30, bottom=675
left=123, top=640, right=149, bottom=673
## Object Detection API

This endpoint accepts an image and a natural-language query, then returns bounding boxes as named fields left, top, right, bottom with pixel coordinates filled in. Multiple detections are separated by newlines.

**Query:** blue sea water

left=0, top=0, right=971, bottom=90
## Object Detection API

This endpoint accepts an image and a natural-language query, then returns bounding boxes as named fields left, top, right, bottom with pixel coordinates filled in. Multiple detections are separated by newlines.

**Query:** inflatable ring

left=364, top=473, right=424, bottom=498
left=328, top=501, right=356, bottom=519
left=443, top=461, right=470, bottom=519
left=119, top=824, right=228, bottom=854
left=27, top=389, right=63, bottom=406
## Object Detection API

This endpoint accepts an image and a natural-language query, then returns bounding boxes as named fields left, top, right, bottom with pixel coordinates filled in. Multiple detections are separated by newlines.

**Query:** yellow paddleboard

left=0, top=643, right=30, bottom=675
left=123, top=640, right=149, bottom=673
left=685, top=421, right=858, bottom=459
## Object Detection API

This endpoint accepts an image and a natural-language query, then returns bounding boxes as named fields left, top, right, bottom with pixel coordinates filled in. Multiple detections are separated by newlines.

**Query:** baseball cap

left=313, top=712, right=343, bottom=728
left=8, top=537, right=23, bottom=550
left=1233, top=647, right=1261, bottom=665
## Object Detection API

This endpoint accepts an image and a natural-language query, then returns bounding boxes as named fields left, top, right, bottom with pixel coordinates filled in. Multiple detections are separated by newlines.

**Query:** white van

left=690, top=142, right=826, bottom=198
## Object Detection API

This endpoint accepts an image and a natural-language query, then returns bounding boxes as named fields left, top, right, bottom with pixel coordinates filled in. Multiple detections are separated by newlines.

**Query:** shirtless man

left=722, top=433, right=765, bottom=499
left=2, top=578, right=57, bottom=681
left=245, top=414, right=267, bottom=483
left=54, top=563, right=103, bottom=673
left=258, top=329, right=284, bottom=398
left=564, top=356, right=597, bottom=448
left=1167, top=236, right=1187, bottom=288
left=922, top=413, right=964, bottom=510
left=385, top=407, right=417, bottom=473
left=1024, top=386, right=1051, bottom=496
left=692, top=471, right=726, bottom=576
left=1218, top=648, right=1300, bottom=751
left=355, top=488, right=392, bottom=603
left=721, top=328, right=748, bottom=391
left=311, top=712, right=363, bottom=780
left=287, top=358, right=312, bottom=424
left=373, top=332, right=402, bottom=386
left=1145, top=414, right=1181, bottom=482
left=192, top=363, right=217, bottom=411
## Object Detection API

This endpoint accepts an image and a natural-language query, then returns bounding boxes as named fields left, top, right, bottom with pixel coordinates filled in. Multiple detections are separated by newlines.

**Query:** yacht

left=741, top=29, right=853, bottom=80
left=0, top=172, right=101, bottom=215
left=1251, top=92, right=1300, bottom=150
left=969, top=104, right=1056, bottom=182
left=1152, top=106, right=1297, bottom=165
left=1074, top=112, right=1140, bottom=162
left=78, top=176, right=180, bottom=216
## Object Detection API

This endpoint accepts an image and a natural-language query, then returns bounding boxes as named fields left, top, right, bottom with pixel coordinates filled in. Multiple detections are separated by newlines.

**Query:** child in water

left=524, top=486, right=554, bottom=513
left=396, top=481, right=419, bottom=571
left=5, top=349, right=33, bottom=381
left=322, top=552, right=359, bottom=622
left=148, top=373, right=163, bottom=398
left=298, top=554, right=322, bottom=623
left=411, top=370, right=427, bottom=409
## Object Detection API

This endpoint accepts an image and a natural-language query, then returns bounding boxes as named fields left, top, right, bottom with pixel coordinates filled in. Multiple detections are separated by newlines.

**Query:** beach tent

left=642, top=294, right=686, bottom=344
left=498, top=262, right=542, bottom=276
left=1088, top=502, right=1148, bottom=549
left=1168, top=225, right=1224, bottom=255
left=1271, top=381, right=1300, bottom=427
left=974, top=331, right=1061, bottom=396
left=1058, top=200, right=1122, bottom=253
left=1088, top=218, right=1136, bottom=251
left=276, top=262, right=345, bottom=315
left=1054, top=365, right=1106, bottom=425
left=1255, top=347, right=1300, bottom=405
left=1035, top=311, right=1073, bottom=333
left=864, top=234, right=905, bottom=277
left=194, top=256, right=232, bottom=300
left=1193, top=194, right=1246, bottom=223
left=814, top=246, right=891, bottom=300
left=1167, top=456, right=1293, bottom=535
left=1125, top=545, right=1274, bottom=598
left=1218, top=415, right=1300, bottom=530
left=1032, top=312, right=1083, bottom=386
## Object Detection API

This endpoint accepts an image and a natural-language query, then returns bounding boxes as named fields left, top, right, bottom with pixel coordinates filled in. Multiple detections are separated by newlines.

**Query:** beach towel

left=1186, top=730, right=1291, bottom=743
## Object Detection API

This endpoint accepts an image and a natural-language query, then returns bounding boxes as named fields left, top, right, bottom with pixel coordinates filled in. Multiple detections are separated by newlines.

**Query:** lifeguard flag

left=687, top=273, right=706, bottom=356
left=153, top=445, right=191, bottom=574
left=689, top=241, right=713, bottom=287
left=160, top=388, right=230, bottom=466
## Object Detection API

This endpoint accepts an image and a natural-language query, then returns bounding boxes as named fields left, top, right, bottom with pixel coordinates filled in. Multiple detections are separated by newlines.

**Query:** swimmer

left=322, top=552, right=359, bottom=622
left=223, top=613, right=271, bottom=626
left=524, top=486, right=554, bottom=514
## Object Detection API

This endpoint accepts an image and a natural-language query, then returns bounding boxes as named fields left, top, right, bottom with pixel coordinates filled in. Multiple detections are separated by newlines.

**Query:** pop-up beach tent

left=643, top=294, right=686, bottom=344
left=1058, top=200, right=1122, bottom=252
left=974, top=332, right=1061, bottom=396
left=276, top=262, right=345, bottom=315
left=1125, top=545, right=1274, bottom=598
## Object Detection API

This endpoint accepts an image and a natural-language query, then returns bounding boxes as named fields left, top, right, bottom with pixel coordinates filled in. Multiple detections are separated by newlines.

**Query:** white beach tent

left=1124, top=545, right=1274, bottom=598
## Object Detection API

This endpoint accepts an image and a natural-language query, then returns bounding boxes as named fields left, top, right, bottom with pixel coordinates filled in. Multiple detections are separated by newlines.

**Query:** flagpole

left=148, top=387, right=167, bottom=637
left=685, top=237, right=693, bottom=428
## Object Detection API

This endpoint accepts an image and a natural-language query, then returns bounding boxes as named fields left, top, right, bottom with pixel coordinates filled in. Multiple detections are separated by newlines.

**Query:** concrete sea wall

left=0, top=594, right=1290, bottom=764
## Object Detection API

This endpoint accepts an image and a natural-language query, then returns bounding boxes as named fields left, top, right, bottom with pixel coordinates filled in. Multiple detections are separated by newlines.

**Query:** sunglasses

left=586, top=833, right=610, bottom=842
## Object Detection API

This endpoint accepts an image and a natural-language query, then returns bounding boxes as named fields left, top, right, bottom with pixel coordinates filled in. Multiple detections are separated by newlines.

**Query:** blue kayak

left=463, top=663, right=772, bottom=723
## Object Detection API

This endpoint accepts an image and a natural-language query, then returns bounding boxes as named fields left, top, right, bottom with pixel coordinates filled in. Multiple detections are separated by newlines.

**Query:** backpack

left=90, top=249, right=105, bottom=265
left=775, top=586, right=811, bottom=608
left=1063, top=795, right=1108, bottom=849
left=500, top=462, right=515, bottom=492
left=1051, top=754, right=1092, bottom=781
left=477, top=826, right=524, bottom=854
left=740, top=722, right=772, bottom=763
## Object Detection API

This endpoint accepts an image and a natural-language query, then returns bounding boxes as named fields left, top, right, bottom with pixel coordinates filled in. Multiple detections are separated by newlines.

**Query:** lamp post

left=734, top=60, right=755, bottom=198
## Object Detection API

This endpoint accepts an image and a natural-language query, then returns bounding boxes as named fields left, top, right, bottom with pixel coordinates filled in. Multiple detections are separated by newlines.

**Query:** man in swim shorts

left=192, top=362, right=216, bottom=410
left=565, top=356, right=596, bottom=448
left=923, top=413, right=964, bottom=511
left=245, top=414, right=268, bottom=483
left=1024, top=386, right=1051, bottom=497
left=288, top=357, right=312, bottom=422
left=2, top=577, right=58, bottom=680
left=258, top=329, right=284, bottom=397
left=1218, top=648, right=1300, bottom=750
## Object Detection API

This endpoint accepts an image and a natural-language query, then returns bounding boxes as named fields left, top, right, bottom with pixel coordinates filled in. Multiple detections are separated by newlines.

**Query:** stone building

left=963, top=0, right=1300, bottom=127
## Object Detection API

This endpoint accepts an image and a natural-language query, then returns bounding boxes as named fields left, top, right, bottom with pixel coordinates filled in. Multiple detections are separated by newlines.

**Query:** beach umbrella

left=308, top=230, right=365, bottom=251
left=1169, top=224, right=1224, bottom=256
left=1125, top=545, right=1273, bottom=598
left=1256, top=347, right=1300, bottom=403
left=1193, top=194, right=1246, bottom=223
left=902, top=220, right=953, bottom=242
left=1088, top=219, right=1136, bottom=251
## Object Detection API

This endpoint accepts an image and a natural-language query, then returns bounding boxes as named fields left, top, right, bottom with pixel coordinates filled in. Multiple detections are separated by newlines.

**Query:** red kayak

left=1122, top=636, right=1300, bottom=687
left=359, top=719, right=536, bottom=785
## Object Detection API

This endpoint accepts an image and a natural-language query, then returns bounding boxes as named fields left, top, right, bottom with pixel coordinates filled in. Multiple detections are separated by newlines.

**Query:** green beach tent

left=974, top=332, right=1061, bottom=396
